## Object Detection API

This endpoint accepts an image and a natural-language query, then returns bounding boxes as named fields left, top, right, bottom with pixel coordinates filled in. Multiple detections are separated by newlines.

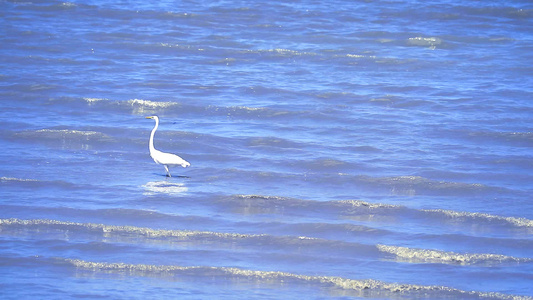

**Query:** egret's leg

left=164, top=165, right=172, bottom=177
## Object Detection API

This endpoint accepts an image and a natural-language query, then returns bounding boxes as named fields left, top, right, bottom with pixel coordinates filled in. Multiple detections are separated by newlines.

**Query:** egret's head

left=145, top=116, right=158, bottom=120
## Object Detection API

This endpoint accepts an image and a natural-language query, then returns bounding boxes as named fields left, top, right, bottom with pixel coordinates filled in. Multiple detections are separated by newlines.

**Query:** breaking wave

left=421, top=209, right=533, bottom=228
left=230, top=195, right=533, bottom=229
left=0, top=218, right=264, bottom=240
left=14, top=129, right=113, bottom=150
left=79, top=97, right=299, bottom=119
left=377, top=245, right=532, bottom=265
left=0, top=218, right=376, bottom=257
left=2, top=218, right=530, bottom=268
left=0, top=177, right=39, bottom=182
left=61, top=258, right=530, bottom=300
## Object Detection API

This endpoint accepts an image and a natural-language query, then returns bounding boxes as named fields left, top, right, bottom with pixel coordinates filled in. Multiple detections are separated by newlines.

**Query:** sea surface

left=1, top=0, right=532, bottom=299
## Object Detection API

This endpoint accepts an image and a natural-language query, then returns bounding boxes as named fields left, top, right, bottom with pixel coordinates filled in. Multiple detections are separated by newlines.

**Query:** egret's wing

left=153, top=151, right=190, bottom=167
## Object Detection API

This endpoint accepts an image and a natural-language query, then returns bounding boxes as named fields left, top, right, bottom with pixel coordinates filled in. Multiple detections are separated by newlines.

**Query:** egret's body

left=146, top=116, right=190, bottom=177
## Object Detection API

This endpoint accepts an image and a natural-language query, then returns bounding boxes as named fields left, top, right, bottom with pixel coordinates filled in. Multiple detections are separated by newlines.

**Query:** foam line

left=0, top=218, right=264, bottom=239
left=63, top=258, right=530, bottom=300
left=377, top=245, right=532, bottom=265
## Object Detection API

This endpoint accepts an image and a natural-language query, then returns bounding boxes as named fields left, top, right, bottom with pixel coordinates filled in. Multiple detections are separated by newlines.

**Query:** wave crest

left=62, top=258, right=529, bottom=299
left=0, top=177, right=39, bottom=182
left=0, top=218, right=261, bottom=240
left=230, top=194, right=532, bottom=229
left=377, top=245, right=532, bottom=265
left=422, top=209, right=533, bottom=228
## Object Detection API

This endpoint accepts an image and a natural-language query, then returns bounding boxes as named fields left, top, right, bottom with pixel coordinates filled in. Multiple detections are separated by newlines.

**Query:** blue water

left=1, top=0, right=532, bottom=298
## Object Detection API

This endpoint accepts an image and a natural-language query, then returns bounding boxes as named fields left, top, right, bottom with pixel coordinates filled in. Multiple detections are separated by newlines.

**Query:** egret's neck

left=149, top=118, right=159, bottom=153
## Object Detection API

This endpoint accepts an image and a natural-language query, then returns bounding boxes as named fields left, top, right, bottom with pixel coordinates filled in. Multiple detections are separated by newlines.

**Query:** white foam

left=83, top=97, right=180, bottom=113
left=82, top=97, right=107, bottom=103
left=422, top=209, right=533, bottom=228
left=232, top=105, right=264, bottom=112
left=60, top=2, right=76, bottom=8
left=128, top=99, right=178, bottom=108
left=337, top=199, right=399, bottom=209
left=345, top=54, right=377, bottom=59
left=235, top=194, right=287, bottom=201
left=0, top=177, right=39, bottom=182
left=267, top=48, right=316, bottom=56
left=408, top=37, right=442, bottom=49
left=128, top=99, right=180, bottom=114
left=377, top=244, right=532, bottom=265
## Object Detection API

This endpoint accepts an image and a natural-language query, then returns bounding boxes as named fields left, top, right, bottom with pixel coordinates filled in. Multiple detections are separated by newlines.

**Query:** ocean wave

left=0, top=177, right=39, bottom=182
left=245, top=48, right=421, bottom=68
left=61, top=258, right=530, bottom=300
left=467, top=131, right=533, bottom=147
left=82, top=97, right=107, bottom=103
left=127, top=98, right=181, bottom=115
left=13, top=129, right=113, bottom=150
left=260, top=48, right=317, bottom=58
left=16, top=129, right=110, bottom=140
left=422, top=209, right=533, bottom=228
left=36, top=129, right=107, bottom=137
left=336, top=199, right=399, bottom=209
left=0, top=218, right=261, bottom=240
left=377, top=245, right=532, bottom=265
left=77, top=97, right=298, bottom=120
left=0, top=218, right=319, bottom=246
left=354, top=175, right=504, bottom=196
left=407, top=37, right=443, bottom=49
left=342, top=54, right=419, bottom=68
left=0, top=218, right=375, bottom=256
left=0, top=177, right=81, bottom=190
left=460, top=6, right=532, bottom=20
left=2, top=217, right=530, bottom=268
left=128, top=99, right=178, bottom=109
left=246, top=136, right=303, bottom=148
left=14, top=1, right=79, bottom=12
left=227, top=194, right=533, bottom=230
left=435, top=128, right=533, bottom=148
left=79, top=97, right=182, bottom=115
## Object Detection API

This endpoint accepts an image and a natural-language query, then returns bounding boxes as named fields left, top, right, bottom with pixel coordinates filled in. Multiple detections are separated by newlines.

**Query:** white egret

left=145, top=116, right=190, bottom=177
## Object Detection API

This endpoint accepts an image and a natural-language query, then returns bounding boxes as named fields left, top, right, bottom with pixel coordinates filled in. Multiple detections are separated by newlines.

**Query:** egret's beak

left=145, top=116, right=154, bottom=119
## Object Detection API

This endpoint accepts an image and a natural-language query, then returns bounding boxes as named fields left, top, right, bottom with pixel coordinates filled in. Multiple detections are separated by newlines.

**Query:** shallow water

left=1, top=0, right=532, bottom=298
